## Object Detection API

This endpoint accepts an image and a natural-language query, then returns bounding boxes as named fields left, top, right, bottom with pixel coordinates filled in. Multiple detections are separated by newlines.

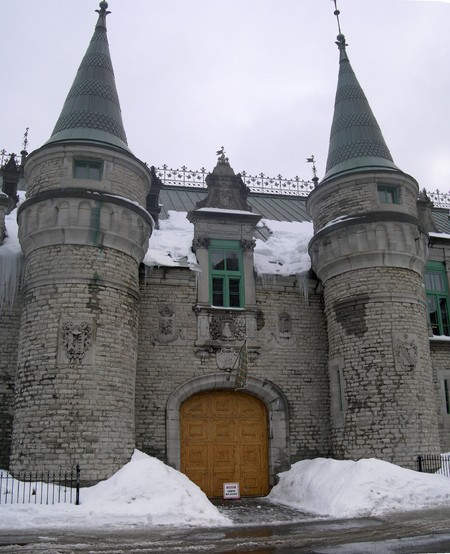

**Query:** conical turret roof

left=322, top=34, right=400, bottom=183
left=45, top=1, right=131, bottom=153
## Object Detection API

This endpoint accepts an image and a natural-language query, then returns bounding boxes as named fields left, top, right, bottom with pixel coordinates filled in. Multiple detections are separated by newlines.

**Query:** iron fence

left=155, top=165, right=314, bottom=197
left=0, top=465, right=80, bottom=505
left=417, top=455, right=450, bottom=477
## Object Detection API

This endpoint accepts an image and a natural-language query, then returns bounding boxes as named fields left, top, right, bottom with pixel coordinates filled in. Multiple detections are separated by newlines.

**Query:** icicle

left=0, top=249, right=24, bottom=315
left=296, top=272, right=309, bottom=306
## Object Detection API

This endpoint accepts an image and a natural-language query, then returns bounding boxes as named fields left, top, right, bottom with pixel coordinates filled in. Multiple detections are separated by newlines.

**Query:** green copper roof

left=45, top=1, right=131, bottom=153
left=322, top=34, right=400, bottom=183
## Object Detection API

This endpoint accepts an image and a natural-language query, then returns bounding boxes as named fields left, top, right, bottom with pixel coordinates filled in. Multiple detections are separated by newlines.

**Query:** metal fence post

left=417, top=455, right=423, bottom=473
left=75, top=464, right=80, bottom=506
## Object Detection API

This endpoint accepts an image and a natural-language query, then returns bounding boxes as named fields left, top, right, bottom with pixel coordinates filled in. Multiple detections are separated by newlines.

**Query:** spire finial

left=96, top=1, right=110, bottom=16
left=332, top=0, right=342, bottom=35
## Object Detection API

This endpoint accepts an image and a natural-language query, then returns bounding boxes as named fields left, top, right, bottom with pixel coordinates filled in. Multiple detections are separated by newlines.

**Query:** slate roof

left=322, top=34, right=401, bottom=184
left=159, top=185, right=450, bottom=236
left=45, top=2, right=131, bottom=153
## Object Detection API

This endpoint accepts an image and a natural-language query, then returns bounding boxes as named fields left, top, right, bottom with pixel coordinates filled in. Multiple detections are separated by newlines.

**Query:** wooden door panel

left=182, top=419, right=208, bottom=443
left=212, top=445, right=235, bottom=470
left=211, top=419, right=234, bottom=441
left=181, top=391, right=269, bottom=497
left=183, top=445, right=209, bottom=469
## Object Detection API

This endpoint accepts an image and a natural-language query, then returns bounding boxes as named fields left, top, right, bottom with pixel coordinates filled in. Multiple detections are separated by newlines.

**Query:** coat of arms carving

left=60, top=320, right=93, bottom=364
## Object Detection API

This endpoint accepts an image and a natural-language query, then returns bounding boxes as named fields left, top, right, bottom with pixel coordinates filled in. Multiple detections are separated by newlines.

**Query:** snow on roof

left=429, top=232, right=450, bottom=240
left=143, top=210, right=199, bottom=270
left=268, top=457, right=450, bottom=518
left=254, top=219, right=313, bottom=276
left=143, top=212, right=314, bottom=276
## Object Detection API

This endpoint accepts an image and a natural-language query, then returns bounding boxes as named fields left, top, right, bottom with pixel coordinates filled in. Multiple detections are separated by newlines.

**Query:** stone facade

left=135, top=266, right=330, bottom=486
left=1, top=1, right=450, bottom=494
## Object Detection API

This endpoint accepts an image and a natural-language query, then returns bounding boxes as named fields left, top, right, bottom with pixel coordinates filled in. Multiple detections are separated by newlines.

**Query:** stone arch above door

left=166, top=373, right=290, bottom=487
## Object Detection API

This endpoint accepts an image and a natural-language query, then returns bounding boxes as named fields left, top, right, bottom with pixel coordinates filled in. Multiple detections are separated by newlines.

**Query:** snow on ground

left=267, top=457, right=450, bottom=518
left=0, top=451, right=229, bottom=529
left=2, top=455, right=450, bottom=530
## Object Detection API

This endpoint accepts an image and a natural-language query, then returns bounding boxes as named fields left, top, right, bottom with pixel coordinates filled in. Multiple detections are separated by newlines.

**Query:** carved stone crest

left=394, top=333, right=418, bottom=371
left=153, top=305, right=185, bottom=345
left=59, top=319, right=93, bottom=364
left=270, top=311, right=297, bottom=347
left=216, top=347, right=239, bottom=370
left=209, top=314, right=246, bottom=341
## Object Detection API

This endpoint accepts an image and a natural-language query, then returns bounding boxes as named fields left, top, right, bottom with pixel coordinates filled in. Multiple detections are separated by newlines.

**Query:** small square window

left=377, top=185, right=399, bottom=204
left=74, top=160, right=102, bottom=180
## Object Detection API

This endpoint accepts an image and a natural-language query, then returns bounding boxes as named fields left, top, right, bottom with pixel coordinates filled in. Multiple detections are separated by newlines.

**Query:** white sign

left=223, top=482, right=240, bottom=500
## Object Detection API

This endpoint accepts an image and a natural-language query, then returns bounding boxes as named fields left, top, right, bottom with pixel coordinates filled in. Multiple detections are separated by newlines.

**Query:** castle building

left=1, top=3, right=449, bottom=497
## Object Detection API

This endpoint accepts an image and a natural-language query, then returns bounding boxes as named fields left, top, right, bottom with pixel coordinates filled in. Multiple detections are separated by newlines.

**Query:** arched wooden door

left=181, top=390, right=269, bottom=497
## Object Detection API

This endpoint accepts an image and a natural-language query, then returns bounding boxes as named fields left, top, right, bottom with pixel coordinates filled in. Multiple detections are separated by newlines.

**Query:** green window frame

left=444, top=379, right=450, bottom=415
left=377, top=184, right=399, bottom=204
left=209, top=240, right=244, bottom=308
left=74, top=160, right=103, bottom=180
left=425, top=261, right=450, bottom=336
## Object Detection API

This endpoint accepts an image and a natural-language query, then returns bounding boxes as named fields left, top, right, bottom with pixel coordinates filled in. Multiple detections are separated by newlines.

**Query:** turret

left=10, top=2, right=154, bottom=482
left=307, top=18, right=440, bottom=466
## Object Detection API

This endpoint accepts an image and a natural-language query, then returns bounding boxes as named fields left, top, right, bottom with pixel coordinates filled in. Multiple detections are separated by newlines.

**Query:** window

left=445, top=380, right=450, bottom=415
left=425, top=261, right=450, bottom=336
left=377, top=184, right=399, bottom=204
left=74, top=160, right=102, bottom=180
left=209, top=240, right=243, bottom=308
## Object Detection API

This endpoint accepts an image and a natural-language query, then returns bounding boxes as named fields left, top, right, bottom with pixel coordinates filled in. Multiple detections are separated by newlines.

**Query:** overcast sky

left=1, top=0, right=449, bottom=191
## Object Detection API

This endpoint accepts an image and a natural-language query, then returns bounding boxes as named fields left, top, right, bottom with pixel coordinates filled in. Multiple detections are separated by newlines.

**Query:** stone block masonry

left=10, top=244, right=141, bottom=483
left=324, top=267, right=440, bottom=467
left=135, top=267, right=331, bottom=483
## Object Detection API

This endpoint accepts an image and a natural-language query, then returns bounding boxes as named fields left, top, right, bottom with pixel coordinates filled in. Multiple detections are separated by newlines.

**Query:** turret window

left=209, top=240, right=244, bottom=308
left=74, top=160, right=103, bottom=180
left=425, top=262, right=450, bottom=336
left=377, top=184, right=399, bottom=204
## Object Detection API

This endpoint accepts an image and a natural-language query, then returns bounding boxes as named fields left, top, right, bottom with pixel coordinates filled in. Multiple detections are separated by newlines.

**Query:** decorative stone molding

left=165, top=374, right=291, bottom=485
left=17, top=189, right=153, bottom=262
left=209, top=313, right=246, bottom=342
left=240, top=239, right=256, bottom=251
left=58, top=317, right=95, bottom=365
left=192, top=236, right=210, bottom=251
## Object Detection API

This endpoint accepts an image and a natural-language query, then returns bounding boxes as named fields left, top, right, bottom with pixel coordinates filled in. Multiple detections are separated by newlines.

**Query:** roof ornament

left=96, top=1, right=110, bottom=16
left=216, top=146, right=229, bottom=164
left=22, top=127, right=29, bottom=153
left=331, top=0, right=348, bottom=58
left=306, top=155, right=319, bottom=187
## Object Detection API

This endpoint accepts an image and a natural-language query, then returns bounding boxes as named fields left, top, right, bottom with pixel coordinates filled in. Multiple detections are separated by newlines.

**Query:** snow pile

left=0, top=191, right=25, bottom=313
left=268, top=458, right=450, bottom=518
left=254, top=219, right=313, bottom=276
left=143, top=210, right=198, bottom=269
left=0, top=451, right=230, bottom=529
